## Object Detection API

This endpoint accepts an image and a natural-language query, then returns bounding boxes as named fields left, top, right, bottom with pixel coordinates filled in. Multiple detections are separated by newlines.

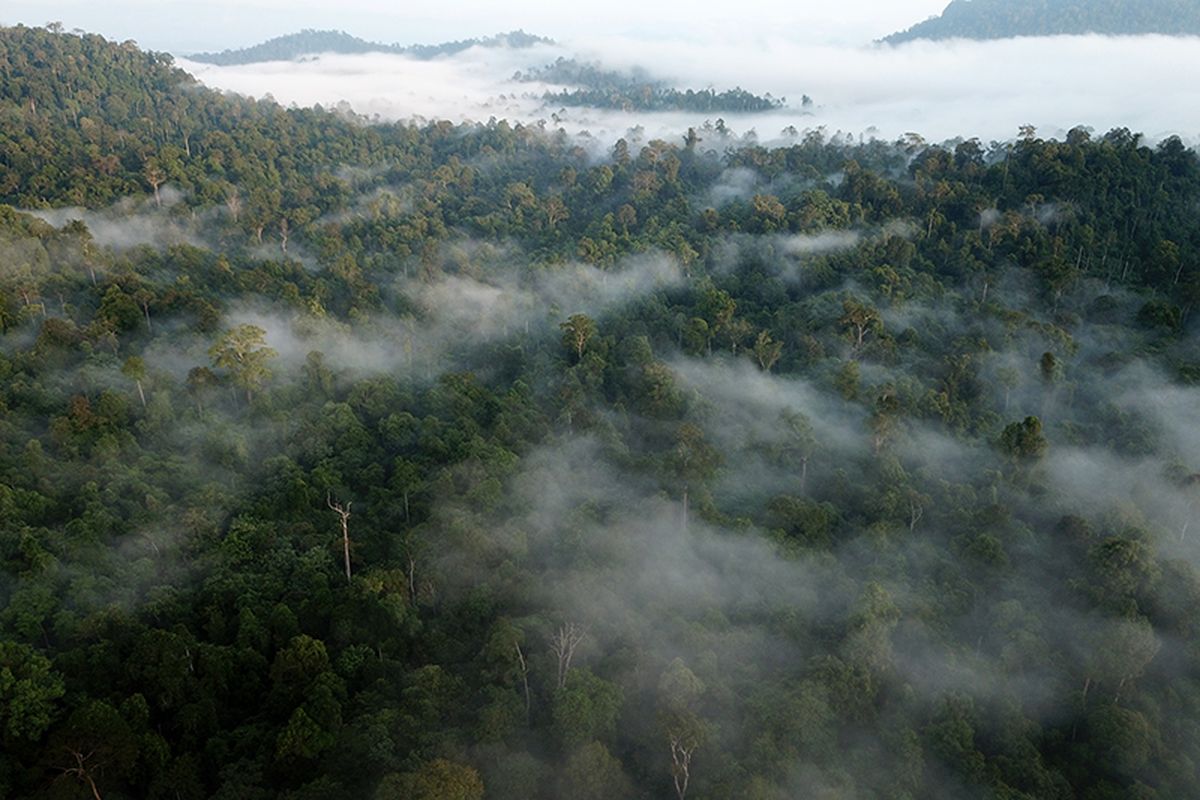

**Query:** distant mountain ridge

left=188, top=29, right=552, bottom=65
left=885, top=0, right=1200, bottom=43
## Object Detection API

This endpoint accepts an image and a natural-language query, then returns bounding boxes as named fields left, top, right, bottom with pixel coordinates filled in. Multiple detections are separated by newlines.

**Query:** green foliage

left=375, top=759, right=484, bottom=800
left=551, top=670, right=624, bottom=749
left=0, top=642, right=64, bottom=742
left=0, top=23, right=1199, bottom=800
left=999, top=416, right=1049, bottom=462
left=209, top=324, right=278, bottom=401
left=557, top=742, right=631, bottom=800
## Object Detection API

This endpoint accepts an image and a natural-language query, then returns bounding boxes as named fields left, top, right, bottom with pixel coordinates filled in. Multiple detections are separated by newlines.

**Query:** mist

left=179, top=33, right=1200, bottom=145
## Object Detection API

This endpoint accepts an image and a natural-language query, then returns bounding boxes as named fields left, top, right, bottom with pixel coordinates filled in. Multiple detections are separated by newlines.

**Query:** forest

left=2, top=21, right=1200, bottom=800
left=189, top=29, right=552, bottom=66
left=885, top=0, right=1200, bottom=43
left=517, top=59, right=791, bottom=114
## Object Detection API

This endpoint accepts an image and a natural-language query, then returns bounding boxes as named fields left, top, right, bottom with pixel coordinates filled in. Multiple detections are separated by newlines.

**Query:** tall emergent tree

left=208, top=324, right=278, bottom=403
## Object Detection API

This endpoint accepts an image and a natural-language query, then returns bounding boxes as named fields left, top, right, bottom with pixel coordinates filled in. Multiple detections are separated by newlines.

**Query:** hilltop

left=885, top=0, right=1200, bottom=43
left=189, top=28, right=551, bottom=65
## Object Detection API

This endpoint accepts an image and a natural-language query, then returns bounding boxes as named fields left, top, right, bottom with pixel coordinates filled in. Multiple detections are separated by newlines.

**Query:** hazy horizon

left=6, top=4, right=1200, bottom=147
left=4, top=0, right=949, bottom=53
left=174, top=32, right=1200, bottom=147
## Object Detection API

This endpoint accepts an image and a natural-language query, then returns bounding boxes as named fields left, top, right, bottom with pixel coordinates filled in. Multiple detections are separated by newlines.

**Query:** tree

left=132, top=287, right=154, bottom=332
left=327, top=493, right=353, bottom=583
left=698, top=287, right=736, bottom=351
left=671, top=423, right=719, bottom=529
left=551, top=670, right=623, bottom=749
left=376, top=759, right=484, bottom=800
left=208, top=324, right=277, bottom=403
left=840, top=298, right=882, bottom=353
left=752, top=330, right=783, bottom=372
left=144, top=160, right=166, bottom=207
left=550, top=622, right=586, bottom=691
left=185, top=366, right=218, bottom=413
left=999, top=416, right=1048, bottom=462
left=545, top=195, right=570, bottom=229
left=557, top=742, right=631, bottom=800
left=48, top=701, right=140, bottom=800
left=1179, top=473, right=1200, bottom=542
left=770, top=409, right=816, bottom=494
left=560, top=314, right=597, bottom=362
left=121, top=356, right=147, bottom=408
left=869, top=388, right=901, bottom=454
left=657, top=659, right=707, bottom=800
left=0, top=642, right=64, bottom=743
left=1083, top=617, right=1160, bottom=704
left=1039, top=352, right=1061, bottom=384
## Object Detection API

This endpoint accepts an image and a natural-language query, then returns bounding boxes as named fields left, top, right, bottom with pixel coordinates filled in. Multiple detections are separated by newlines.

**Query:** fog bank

left=180, top=33, right=1200, bottom=145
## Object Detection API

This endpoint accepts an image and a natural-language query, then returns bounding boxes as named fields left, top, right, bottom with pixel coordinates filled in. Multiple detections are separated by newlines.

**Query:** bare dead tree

left=225, top=187, right=242, bottom=223
left=669, top=735, right=696, bottom=800
left=60, top=748, right=104, bottom=800
left=1180, top=474, right=1200, bottom=543
left=550, top=622, right=585, bottom=691
left=327, top=493, right=353, bottom=583
left=279, top=217, right=290, bottom=255
left=145, top=166, right=165, bottom=208
left=406, top=553, right=418, bottom=603
left=908, top=495, right=925, bottom=533
left=514, top=642, right=532, bottom=723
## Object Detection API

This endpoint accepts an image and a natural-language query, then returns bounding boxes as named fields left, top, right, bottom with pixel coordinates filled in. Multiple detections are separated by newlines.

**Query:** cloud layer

left=179, top=33, right=1200, bottom=146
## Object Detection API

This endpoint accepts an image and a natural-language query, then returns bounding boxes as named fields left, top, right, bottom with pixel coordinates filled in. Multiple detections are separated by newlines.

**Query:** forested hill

left=518, top=58, right=792, bottom=113
left=189, top=28, right=551, bottom=65
left=4, top=21, right=1200, bottom=800
left=885, top=0, right=1200, bottom=43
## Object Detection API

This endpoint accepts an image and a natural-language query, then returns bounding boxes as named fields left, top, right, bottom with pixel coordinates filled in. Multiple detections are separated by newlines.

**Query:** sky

left=4, top=0, right=950, bottom=52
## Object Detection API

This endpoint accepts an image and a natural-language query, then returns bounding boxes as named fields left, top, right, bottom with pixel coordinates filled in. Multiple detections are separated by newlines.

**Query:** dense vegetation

left=518, top=58, right=793, bottom=114
left=189, top=29, right=551, bottom=66
left=885, top=0, right=1200, bottom=43
left=3, top=22, right=1200, bottom=800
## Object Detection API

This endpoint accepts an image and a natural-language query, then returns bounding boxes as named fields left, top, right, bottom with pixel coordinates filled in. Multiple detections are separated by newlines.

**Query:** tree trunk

left=670, top=737, right=694, bottom=800
left=515, top=643, right=532, bottom=724
left=681, top=484, right=690, bottom=532
left=327, top=496, right=353, bottom=583
left=550, top=623, right=585, bottom=691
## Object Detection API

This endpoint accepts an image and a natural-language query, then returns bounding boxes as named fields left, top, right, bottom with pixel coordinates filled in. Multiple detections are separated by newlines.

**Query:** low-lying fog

left=178, top=33, right=1200, bottom=146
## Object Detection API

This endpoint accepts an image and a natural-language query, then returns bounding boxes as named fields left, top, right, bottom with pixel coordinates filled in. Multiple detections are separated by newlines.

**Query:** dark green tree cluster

left=518, top=57, right=789, bottom=113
